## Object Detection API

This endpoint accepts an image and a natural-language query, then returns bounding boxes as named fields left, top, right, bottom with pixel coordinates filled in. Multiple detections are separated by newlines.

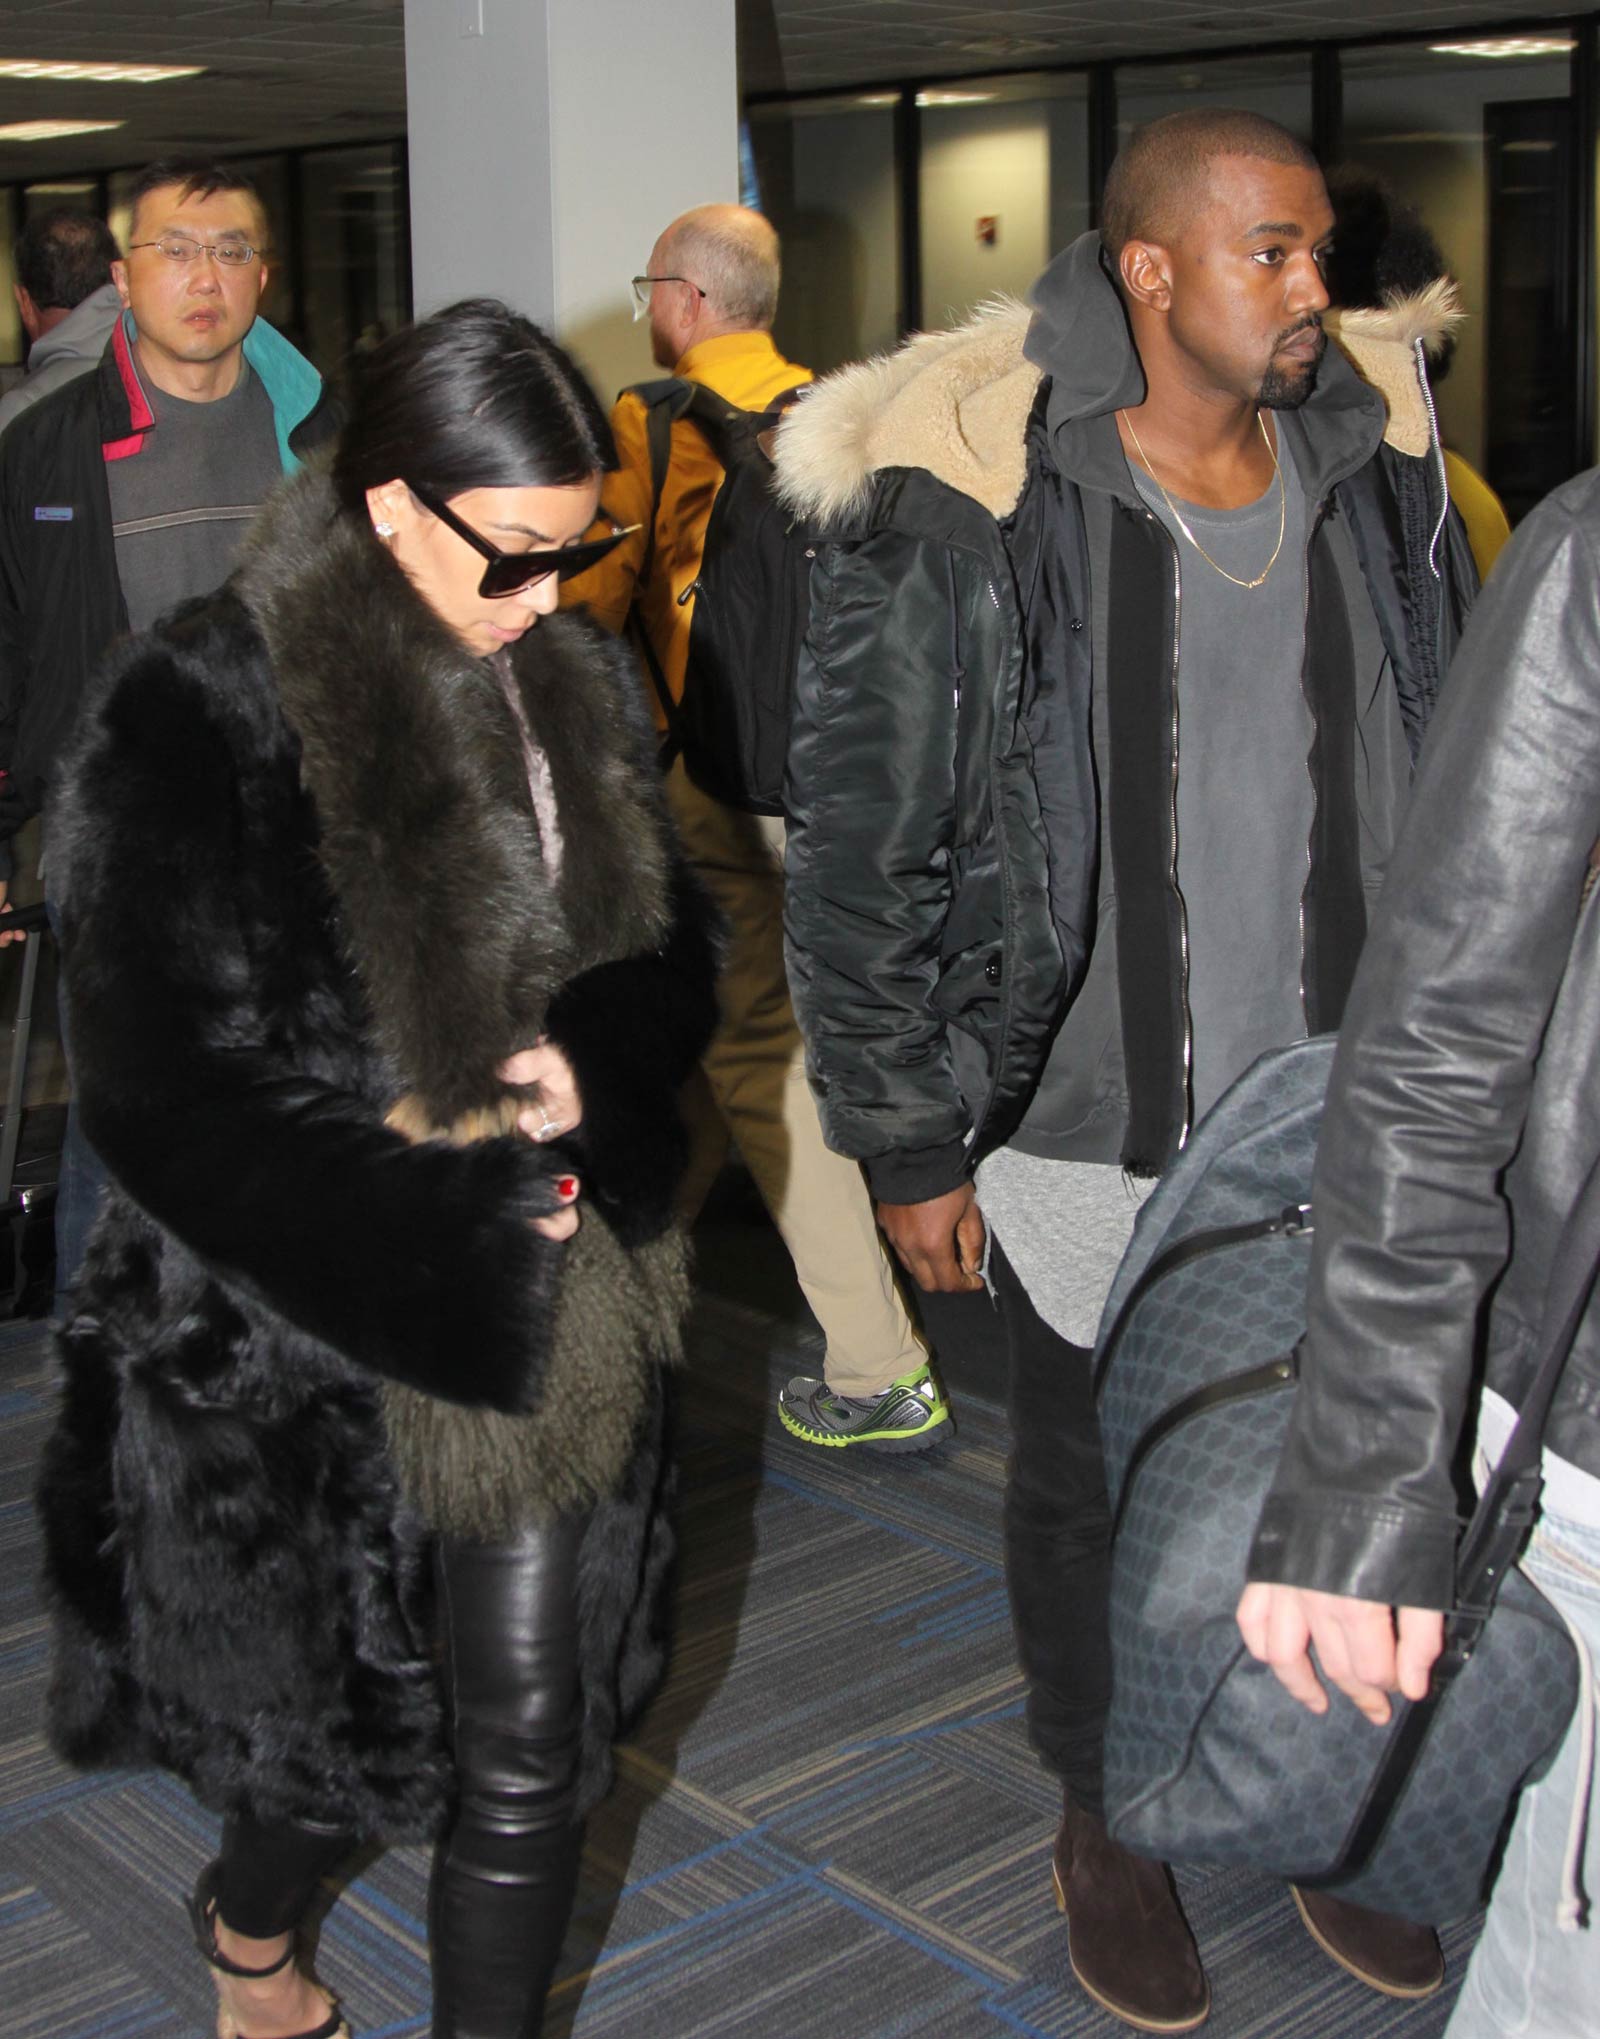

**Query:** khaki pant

left=667, top=760, right=926, bottom=1397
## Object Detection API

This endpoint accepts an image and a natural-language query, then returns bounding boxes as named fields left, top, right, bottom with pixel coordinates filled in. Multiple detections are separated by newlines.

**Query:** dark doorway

left=1485, top=97, right=1574, bottom=524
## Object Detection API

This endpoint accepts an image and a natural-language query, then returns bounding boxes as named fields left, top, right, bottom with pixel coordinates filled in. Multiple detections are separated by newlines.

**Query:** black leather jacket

left=1250, top=468, right=1600, bottom=1609
left=775, top=236, right=1475, bottom=1203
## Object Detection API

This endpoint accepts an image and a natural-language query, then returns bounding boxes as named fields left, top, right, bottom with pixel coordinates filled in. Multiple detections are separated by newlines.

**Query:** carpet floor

left=2, top=1206, right=1479, bottom=2037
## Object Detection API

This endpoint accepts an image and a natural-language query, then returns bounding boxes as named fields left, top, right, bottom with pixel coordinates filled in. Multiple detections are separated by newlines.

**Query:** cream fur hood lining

left=775, top=283, right=1460, bottom=522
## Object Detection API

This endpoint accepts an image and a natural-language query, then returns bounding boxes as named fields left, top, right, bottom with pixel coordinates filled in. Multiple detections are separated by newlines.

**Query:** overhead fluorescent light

left=855, top=92, right=898, bottom=107
left=0, top=59, right=204, bottom=84
left=26, top=181, right=97, bottom=193
left=1429, top=37, right=1575, bottom=59
left=0, top=120, right=125, bottom=142
left=916, top=90, right=998, bottom=107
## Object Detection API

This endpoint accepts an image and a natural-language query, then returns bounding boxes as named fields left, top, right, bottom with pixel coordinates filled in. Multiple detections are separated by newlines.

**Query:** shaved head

left=657, top=203, right=780, bottom=329
left=1102, top=109, right=1319, bottom=268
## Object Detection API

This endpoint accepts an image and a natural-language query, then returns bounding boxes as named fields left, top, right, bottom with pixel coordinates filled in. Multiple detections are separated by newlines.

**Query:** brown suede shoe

left=1290, top=1886, right=1445, bottom=1999
left=1053, top=1799, right=1210, bottom=2033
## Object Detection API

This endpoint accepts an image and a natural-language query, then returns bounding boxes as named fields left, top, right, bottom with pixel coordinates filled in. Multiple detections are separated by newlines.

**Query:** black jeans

left=916, top=1240, right=1113, bottom=1816
left=215, top=1514, right=589, bottom=2039
left=44, top=898, right=110, bottom=1315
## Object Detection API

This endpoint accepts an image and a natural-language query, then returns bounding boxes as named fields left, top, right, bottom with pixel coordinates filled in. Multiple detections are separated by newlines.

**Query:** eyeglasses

left=630, top=273, right=706, bottom=321
left=408, top=483, right=639, bottom=598
left=126, top=234, right=263, bottom=267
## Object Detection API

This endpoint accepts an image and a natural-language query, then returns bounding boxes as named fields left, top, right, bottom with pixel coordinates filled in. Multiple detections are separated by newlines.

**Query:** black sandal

left=186, top=1862, right=350, bottom=2039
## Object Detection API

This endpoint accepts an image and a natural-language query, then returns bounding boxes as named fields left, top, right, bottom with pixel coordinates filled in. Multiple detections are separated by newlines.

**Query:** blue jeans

left=1444, top=1502, right=1600, bottom=2036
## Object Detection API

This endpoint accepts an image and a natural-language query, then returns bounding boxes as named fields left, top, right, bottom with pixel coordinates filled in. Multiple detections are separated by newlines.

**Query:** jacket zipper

left=967, top=572, right=1012, bottom=1156
left=1415, top=338, right=1449, bottom=586
left=1415, top=337, right=1453, bottom=686
left=1297, top=496, right=1328, bottom=1034
left=1143, top=509, right=1193, bottom=1151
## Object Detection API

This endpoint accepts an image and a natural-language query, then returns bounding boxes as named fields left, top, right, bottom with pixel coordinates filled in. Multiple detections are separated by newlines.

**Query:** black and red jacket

left=0, top=311, right=339, bottom=876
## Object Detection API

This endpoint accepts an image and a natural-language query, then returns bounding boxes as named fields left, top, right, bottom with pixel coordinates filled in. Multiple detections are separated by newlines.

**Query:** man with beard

left=774, top=110, right=1475, bottom=2029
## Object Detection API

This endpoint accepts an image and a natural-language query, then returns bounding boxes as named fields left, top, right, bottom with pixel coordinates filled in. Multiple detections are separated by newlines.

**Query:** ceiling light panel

left=0, top=60, right=204, bottom=84
left=0, top=120, right=126, bottom=142
left=1428, top=38, right=1575, bottom=59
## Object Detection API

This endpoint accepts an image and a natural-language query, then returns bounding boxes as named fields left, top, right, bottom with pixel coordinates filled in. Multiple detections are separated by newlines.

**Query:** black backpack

left=624, top=375, right=813, bottom=816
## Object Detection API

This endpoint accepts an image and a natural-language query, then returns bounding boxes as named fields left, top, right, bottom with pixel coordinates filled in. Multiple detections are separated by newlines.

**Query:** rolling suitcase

left=0, top=901, right=62, bottom=1318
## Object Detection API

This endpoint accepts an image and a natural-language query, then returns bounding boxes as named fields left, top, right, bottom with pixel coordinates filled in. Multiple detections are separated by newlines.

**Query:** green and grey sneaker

left=777, top=1362, right=951, bottom=1453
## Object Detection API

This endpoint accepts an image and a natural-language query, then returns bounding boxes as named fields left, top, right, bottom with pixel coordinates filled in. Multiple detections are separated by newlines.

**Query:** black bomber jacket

left=774, top=234, right=1476, bottom=1205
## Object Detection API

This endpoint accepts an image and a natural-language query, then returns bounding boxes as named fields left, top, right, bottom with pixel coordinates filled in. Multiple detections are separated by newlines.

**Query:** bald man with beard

left=774, top=111, right=1478, bottom=2027
left=564, top=206, right=944, bottom=1455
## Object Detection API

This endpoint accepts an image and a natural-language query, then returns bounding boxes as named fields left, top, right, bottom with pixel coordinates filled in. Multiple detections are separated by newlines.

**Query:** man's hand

left=877, top=1182, right=986, bottom=1294
left=0, top=879, right=25, bottom=947
left=1235, top=1582, right=1445, bottom=1726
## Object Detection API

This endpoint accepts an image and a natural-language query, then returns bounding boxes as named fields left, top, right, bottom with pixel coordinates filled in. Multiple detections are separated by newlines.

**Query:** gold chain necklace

left=1121, top=410, right=1285, bottom=591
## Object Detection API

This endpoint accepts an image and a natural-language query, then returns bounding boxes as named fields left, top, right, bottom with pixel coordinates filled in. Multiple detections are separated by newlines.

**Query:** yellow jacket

left=1442, top=448, right=1512, bottom=582
left=562, top=328, right=810, bottom=722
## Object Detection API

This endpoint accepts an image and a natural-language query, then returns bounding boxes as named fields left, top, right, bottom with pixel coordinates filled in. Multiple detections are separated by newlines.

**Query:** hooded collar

left=777, top=230, right=1416, bottom=527
left=774, top=296, right=1040, bottom=524
left=1025, top=231, right=1390, bottom=506
left=25, top=280, right=120, bottom=374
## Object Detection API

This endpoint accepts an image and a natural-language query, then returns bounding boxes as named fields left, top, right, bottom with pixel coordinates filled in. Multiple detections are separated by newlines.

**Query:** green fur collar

left=234, top=466, right=674, bottom=1126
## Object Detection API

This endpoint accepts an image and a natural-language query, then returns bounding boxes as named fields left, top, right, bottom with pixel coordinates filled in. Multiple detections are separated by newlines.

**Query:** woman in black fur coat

left=36, top=300, right=718, bottom=2039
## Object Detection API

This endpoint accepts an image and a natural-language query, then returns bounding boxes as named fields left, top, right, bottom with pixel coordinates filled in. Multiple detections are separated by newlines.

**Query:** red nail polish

left=557, top=1176, right=579, bottom=1200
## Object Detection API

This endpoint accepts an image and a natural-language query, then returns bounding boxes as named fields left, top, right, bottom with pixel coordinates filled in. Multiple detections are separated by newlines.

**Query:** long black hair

left=331, top=298, right=616, bottom=514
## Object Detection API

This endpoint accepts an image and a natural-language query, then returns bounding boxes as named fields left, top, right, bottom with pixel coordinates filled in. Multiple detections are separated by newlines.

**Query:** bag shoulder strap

left=617, top=379, right=698, bottom=764
left=620, top=377, right=697, bottom=549
left=1455, top=1143, right=1600, bottom=1607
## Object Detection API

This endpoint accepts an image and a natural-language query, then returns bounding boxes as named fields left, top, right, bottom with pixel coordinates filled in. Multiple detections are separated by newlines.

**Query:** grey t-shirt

left=986, top=437, right=1316, bottom=1347
left=109, top=358, right=282, bottom=633
left=1134, top=434, right=1313, bottom=1122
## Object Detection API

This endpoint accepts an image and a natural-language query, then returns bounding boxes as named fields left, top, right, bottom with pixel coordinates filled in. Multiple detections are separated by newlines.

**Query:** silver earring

left=373, top=520, right=396, bottom=538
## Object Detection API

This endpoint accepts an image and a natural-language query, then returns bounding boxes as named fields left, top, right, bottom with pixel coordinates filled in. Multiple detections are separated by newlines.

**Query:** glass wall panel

left=23, top=180, right=97, bottom=223
left=231, top=155, right=294, bottom=340
left=918, top=71, right=1090, bottom=330
left=1341, top=30, right=1575, bottom=521
left=0, top=186, right=20, bottom=374
left=747, top=95, right=900, bottom=376
left=107, top=167, right=137, bottom=257
left=299, top=144, right=407, bottom=391
left=1115, top=53, right=1313, bottom=150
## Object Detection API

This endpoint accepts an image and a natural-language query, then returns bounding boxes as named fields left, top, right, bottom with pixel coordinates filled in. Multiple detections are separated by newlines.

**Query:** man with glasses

left=0, top=155, right=338, bottom=1301
left=565, top=204, right=946, bottom=1454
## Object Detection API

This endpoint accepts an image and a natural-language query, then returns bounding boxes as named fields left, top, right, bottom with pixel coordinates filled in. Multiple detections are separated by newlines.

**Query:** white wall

left=920, top=104, right=1052, bottom=327
left=403, top=0, right=737, bottom=404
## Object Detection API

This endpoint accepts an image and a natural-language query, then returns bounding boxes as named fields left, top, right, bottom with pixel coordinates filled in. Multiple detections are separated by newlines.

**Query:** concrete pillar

left=403, top=0, right=738, bottom=402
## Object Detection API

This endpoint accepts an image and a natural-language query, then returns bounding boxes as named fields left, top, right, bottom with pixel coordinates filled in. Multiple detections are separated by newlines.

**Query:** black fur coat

left=35, top=468, right=719, bottom=1841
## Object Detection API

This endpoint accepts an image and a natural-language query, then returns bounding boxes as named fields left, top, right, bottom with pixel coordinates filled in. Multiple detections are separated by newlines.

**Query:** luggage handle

left=1, top=902, right=52, bottom=1209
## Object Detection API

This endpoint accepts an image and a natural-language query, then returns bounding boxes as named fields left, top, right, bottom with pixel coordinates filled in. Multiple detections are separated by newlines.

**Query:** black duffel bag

left=1093, top=1034, right=1583, bottom=1925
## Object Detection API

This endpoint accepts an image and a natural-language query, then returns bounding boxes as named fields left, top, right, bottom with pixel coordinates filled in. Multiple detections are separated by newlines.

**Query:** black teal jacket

left=774, top=237, right=1475, bottom=1203
left=1250, top=468, right=1600, bottom=1607
left=0, top=310, right=340, bottom=876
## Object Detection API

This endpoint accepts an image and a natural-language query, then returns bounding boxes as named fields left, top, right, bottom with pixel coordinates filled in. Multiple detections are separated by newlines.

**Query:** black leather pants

left=428, top=1517, right=588, bottom=2039
left=213, top=1513, right=589, bottom=2039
